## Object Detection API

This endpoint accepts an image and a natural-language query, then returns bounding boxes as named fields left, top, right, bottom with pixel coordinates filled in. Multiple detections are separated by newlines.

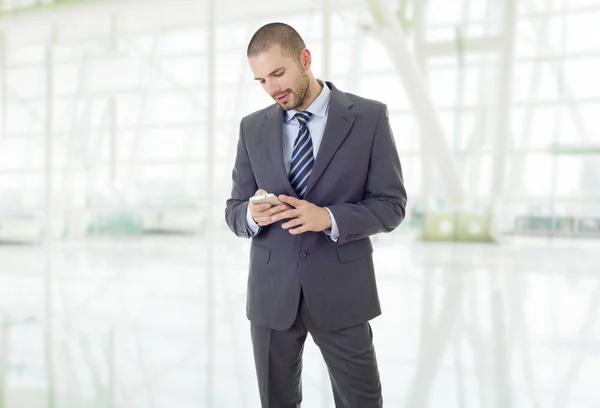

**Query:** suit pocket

left=250, top=243, right=271, bottom=264
left=337, top=239, right=373, bottom=263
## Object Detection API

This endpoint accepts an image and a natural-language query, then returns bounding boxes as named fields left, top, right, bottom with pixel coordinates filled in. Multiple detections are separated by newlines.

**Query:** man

left=225, top=22, right=407, bottom=408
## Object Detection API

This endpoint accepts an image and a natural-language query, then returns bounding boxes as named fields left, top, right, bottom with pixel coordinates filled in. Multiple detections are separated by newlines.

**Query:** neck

left=296, top=77, right=322, bottom=112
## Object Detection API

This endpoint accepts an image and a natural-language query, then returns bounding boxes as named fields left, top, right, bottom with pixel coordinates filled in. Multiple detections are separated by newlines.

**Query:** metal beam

left=423, top=35, right=504, bottom=57
left=366, top=0, right=466, bottom=206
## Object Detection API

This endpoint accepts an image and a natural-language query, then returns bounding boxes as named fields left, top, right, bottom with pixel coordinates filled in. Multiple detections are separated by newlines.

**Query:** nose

left=264, top=79, right=280, bottom=96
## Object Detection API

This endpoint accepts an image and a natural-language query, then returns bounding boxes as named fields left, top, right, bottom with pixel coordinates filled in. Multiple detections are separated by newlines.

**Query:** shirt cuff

left=323, top=207, right=339, bottom=242
left=246, top=203, right=260, bottom=236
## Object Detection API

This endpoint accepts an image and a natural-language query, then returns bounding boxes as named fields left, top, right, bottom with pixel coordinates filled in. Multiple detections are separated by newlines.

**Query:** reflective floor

left=0, top=231, right=599, bottom=408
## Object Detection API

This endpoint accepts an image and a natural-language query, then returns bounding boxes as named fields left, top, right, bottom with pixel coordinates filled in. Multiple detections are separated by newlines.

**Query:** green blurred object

left=408, top=202, right=424, bottom=228
left=578, top=217, right=600, bottom=234
left=422, top=212, right=455, bottom=241
left=548, top=143, right=600, bottom=155
left=455, top=213, right=493, bottom=241
left=421, top=211, right=494, bottom=242
left=0, top=213, right=45, bottom=244
left=514, top=215, right=599, bottom=236
left=86, top=211, right=143, bottom=237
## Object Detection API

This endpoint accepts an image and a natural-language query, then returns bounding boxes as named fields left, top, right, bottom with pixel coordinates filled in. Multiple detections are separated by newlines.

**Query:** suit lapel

left=305, top=83, right=356, bottom=196
left=261, top=105, right=298, bottom=198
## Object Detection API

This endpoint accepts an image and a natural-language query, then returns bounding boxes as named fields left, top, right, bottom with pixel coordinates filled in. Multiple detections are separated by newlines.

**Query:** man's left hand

left=271, top=195, right=332, bottom=235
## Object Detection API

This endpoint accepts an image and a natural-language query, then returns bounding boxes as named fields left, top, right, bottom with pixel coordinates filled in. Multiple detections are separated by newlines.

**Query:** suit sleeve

left=225, top=119, right=263, bottom=238
left=326, top=104, right=407, bottom=245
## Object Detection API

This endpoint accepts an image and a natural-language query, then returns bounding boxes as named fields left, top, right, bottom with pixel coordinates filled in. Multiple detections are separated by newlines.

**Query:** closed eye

left=255, top=67, right=286, bottom=83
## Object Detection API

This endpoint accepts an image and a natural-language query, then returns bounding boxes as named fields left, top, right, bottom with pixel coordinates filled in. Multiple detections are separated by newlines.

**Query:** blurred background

left=0, top=0, right=599, bottom=407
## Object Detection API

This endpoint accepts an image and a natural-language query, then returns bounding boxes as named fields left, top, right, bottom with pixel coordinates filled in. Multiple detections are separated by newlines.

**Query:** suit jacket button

left=299, top=252, right=307, bottom=259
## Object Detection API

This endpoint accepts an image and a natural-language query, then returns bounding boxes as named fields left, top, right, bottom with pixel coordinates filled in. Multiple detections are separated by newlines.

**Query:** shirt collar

left=284, top=79, right=331, bottom=123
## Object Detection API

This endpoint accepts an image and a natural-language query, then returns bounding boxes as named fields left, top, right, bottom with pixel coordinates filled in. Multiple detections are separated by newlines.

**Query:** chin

left=279, top=101, right=298, bottom=111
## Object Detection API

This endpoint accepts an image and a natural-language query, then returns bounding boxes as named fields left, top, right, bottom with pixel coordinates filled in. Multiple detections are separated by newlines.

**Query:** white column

left=0, top=29, right=6, bottom=144
left=43, top=24, right=57, bottom=408
left=413, top=0, right=436, bottom=210
left=44, top=24, right=56, bottom=239
left=109, top=13, right=118, bottom=183
left=490, top=0, right=517, bottom=217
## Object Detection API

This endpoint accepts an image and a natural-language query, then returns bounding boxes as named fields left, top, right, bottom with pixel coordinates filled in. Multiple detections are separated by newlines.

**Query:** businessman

left=225, top=22, right=407, bottom=408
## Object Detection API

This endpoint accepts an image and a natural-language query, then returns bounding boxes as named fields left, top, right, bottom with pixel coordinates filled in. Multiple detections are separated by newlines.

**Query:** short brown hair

left=247, top=22, right=306, bottom=60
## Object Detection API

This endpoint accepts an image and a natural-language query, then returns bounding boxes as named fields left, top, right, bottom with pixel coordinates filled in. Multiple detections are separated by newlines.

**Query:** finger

left=265, top=205, right=288, bottom=216
left=254, top=203, right=271, bottom=211
left=282, top=218, right=303, bottom=229
left=289, top=225, right=307, bottom=235
left=251, top=203, right=272, bottom=214
left=278, top=195, right=304, bottom=208
left=271, top=209, right=299, bottom=222
left=253, top=214, right=272, bottom=224
left=254, top=189, right=268, bottom=196
left=256, top=216, right=273, bottom=226
left=261, top=205, right=279, bottom=216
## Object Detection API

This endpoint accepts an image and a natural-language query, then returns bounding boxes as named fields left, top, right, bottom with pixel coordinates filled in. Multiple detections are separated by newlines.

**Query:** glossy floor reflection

left=0, top=232, right=599, bottom=407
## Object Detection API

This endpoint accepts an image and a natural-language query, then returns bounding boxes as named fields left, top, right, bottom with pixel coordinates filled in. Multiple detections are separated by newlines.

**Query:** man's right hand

left=249, top=189, right=289, bottom=227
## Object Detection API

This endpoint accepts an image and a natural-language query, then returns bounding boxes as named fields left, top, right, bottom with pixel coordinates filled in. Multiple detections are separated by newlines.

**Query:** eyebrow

left=254, top=67, right=285, bottom=81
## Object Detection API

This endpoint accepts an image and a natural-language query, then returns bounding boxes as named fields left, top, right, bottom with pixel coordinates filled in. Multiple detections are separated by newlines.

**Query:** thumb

left=254, top=189, right=268, bottom=197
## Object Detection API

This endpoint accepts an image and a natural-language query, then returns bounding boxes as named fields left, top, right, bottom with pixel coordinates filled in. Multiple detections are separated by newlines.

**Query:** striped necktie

left=289, top=111, right=314, bottom=198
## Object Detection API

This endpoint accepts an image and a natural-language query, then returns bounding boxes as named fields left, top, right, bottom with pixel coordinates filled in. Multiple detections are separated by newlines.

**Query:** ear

left=300, top=48, right=311, bottom=70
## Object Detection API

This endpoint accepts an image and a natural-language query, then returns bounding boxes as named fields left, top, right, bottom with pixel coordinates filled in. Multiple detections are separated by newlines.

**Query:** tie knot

left=295, top=111, right=312, bottom=126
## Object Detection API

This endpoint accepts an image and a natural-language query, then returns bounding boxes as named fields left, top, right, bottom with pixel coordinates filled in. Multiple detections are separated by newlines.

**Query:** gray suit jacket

left=225, top=81, right=407, bottom=332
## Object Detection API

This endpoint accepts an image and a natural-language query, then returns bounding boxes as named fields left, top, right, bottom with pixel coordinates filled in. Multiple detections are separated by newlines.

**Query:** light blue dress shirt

left=246, top=80, right=340, bottom=241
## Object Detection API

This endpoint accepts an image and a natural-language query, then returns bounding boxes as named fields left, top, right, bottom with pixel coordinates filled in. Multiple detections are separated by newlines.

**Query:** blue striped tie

left=289, top=111, right=313, bottom=198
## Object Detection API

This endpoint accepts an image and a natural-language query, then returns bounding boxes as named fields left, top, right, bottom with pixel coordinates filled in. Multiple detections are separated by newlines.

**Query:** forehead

left=248, top=44, right=295, bottom=74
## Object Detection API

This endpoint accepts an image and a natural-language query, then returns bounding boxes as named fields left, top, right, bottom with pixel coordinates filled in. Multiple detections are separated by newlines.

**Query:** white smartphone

left=249, top=193, right=285, bottom=207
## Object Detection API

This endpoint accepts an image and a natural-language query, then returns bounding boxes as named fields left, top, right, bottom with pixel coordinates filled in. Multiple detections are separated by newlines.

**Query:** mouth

left=275, top=91, right=291, bottom=103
